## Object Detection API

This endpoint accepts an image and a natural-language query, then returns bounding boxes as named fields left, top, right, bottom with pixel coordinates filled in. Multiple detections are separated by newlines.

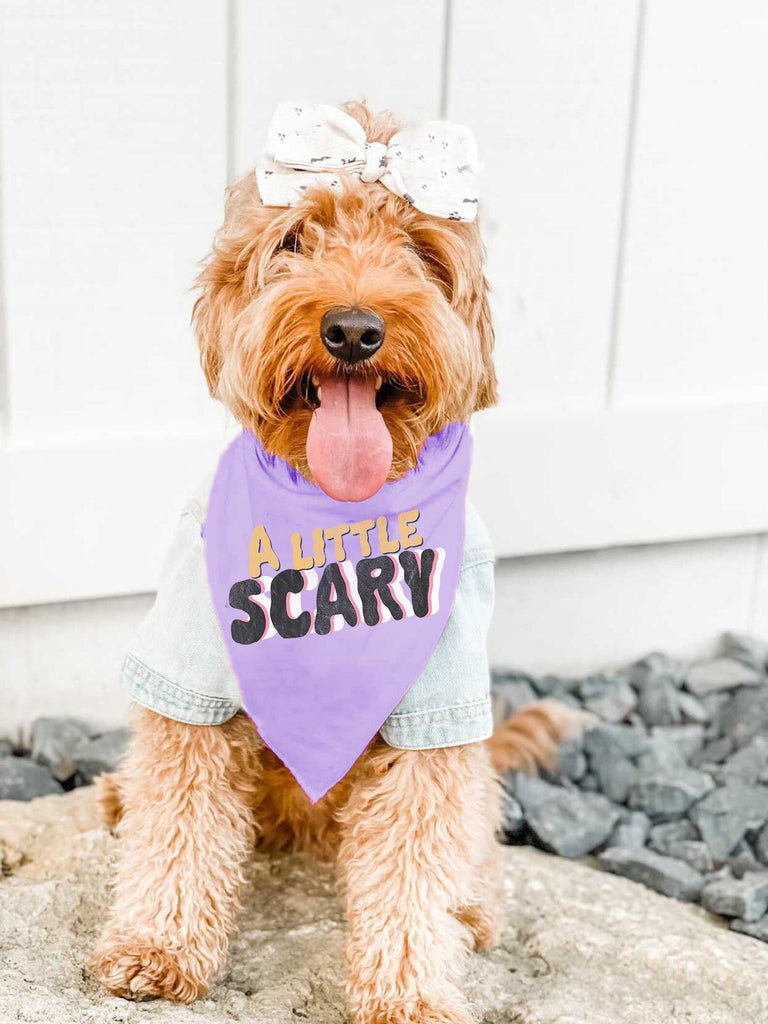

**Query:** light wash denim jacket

left=121, top=474, right=495, bottom=750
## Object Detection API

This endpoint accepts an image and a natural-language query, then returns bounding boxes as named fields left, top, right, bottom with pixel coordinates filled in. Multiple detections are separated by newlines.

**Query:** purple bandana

left=203, top=422, right=471, bottom=801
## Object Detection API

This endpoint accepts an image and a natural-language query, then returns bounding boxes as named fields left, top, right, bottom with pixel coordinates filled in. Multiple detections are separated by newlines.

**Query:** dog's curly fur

left=90, top=102, right=579, bottom=1023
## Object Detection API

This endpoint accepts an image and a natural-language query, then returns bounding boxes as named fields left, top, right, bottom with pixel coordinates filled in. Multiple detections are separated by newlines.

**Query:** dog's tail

left=486, top=698, right=591, bottom=775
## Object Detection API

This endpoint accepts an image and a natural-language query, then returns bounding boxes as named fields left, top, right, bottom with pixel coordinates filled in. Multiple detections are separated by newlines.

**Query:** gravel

left=598, top=847, right=704, bottom=901
left=0, top=721, right=128, bottom=799
left=495, top=631, right=768, bottom=944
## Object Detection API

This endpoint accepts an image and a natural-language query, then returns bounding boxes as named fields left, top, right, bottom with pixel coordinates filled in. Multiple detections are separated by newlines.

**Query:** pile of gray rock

left=0, top=719, right=128, bottom=800
left=495, top=631, right=768, bottom=944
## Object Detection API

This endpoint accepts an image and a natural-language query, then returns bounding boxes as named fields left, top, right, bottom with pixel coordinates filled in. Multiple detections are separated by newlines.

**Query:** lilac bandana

left=203, top=423, right=471, bottom=801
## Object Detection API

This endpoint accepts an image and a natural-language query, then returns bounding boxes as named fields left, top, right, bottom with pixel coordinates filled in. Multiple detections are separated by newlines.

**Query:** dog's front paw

left=354, top=998, right=475, bottom=1024
left=89, top=937, right=211, bottom=1003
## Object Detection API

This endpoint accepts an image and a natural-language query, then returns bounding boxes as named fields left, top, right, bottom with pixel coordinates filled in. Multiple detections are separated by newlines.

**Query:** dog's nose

left=320, top=308, right=385, bottom=363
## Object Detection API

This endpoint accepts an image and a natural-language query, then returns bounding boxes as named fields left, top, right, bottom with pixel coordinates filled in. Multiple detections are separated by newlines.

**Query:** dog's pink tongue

left=306, top=375, right=393, bottom=502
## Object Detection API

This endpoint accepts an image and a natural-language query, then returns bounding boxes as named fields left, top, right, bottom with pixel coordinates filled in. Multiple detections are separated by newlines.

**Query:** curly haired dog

left=90, top=102, right=579, bottom=1024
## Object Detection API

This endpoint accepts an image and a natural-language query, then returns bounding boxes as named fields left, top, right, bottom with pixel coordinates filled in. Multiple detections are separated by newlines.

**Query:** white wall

left=1, top=1, right=768, bottom=730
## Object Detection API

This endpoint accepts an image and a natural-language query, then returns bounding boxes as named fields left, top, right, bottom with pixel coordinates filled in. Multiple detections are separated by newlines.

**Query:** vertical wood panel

left=447, top=0, right=638, bottom=411
left=612, top=0, right=768, bottom=404
left=232, top=0, right=447, bottom=177
left=0, top=0, right=227, bottom=439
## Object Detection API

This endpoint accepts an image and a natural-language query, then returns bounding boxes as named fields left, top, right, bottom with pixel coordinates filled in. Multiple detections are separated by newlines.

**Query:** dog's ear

left=468, top=262, right=498, bottom=412
left=409, top=217, right=498, bottom=414
left=192, top=175, right=277, bottom=397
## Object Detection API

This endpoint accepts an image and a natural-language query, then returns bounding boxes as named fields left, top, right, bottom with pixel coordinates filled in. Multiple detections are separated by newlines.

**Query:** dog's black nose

left=320, top=308, right=385, bottom=363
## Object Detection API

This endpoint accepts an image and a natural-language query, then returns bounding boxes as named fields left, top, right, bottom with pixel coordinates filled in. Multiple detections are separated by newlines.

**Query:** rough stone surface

left=557, top=738, right=587, bottom=782
left=606, top=811, right=650, bottom=850
left=722, top=632, right=768, bottom=673
left=628, top=767, right=714, bottom=820
left=636, top=678, right=682, bottom=726
left=648, top=819, right=699, bottom=854
left=0, top=756, right=63, bottom=800
left=71, top=728, right=130, bottom=783
left=499, top=790, right=526, bottom=843
left=519, top=787, right=619, bottom=859
left=649, top=723, right=705, bottom=760
left=579, top=674, right=637, bottom=723
left=732, top=914, right=768, bottom=942
left=593, top=751, right=637, bottom=804
left=663, top=839, right=714, bottom=874
left=701, top=871, right=768, bottom=922
left=598, top=846, right=704, bottom=901
left=690, top=782, right=768, bottom=861
left=31, top=716, right=91, bottom=782
left=2, top=791, right=768, bottom=1024
left=686, top=657, right=764, bottom=696
left=583, top=723, right=649, bottom=762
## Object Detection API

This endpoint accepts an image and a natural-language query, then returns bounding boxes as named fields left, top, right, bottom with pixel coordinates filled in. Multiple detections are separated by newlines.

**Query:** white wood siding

left=2, top=0, right=768, bottom=620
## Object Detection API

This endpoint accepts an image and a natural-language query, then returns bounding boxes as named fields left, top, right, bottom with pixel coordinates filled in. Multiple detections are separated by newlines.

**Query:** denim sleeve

left=379, top=500, right=495, bottom=749
left=120, top=500, right=242, bottom=725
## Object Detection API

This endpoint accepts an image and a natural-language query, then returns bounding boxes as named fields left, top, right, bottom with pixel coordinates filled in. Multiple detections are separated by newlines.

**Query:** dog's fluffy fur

left=90, top=103, right=578, bottom=1023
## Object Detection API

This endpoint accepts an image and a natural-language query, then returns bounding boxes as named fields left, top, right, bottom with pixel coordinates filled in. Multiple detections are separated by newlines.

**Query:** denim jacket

left=121, top=472, right=495, bottom=750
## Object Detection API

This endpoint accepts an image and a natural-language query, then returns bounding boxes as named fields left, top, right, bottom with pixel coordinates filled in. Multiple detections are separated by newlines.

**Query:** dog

left=89, top=101, right=578, bottom=1024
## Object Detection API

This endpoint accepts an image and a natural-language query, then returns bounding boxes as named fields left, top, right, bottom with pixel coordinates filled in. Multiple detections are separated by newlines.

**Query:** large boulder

left=2, top=790, right=768, bottom=1024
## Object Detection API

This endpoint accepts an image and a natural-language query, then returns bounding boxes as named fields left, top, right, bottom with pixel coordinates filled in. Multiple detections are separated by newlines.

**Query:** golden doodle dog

left=90, top=101, right=578, bottom=1024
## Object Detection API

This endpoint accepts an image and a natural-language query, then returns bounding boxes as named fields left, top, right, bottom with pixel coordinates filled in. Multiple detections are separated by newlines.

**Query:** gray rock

left=721, top=632, right=768, bottom=673
left=691, top=735, right=734, bottom=767
left=628, top=767, right=714, bottom=821
left=499, top=790, right=526, bottom=843
left=580, top=772, right=599, bottom=792
left=607, top=811, right=651, bottom=850
left=719, top=735, right=768, bottom=785
left=701, top=692, right=733, bottom=727
left=71, top=729, right=129, bottom=783
left=636, top=738, right=687, bottom=774
left=512, top=771, right=561, bottom=810
left=594, top=752, right=638, bottom=804
left=731, top=914, right=768, bottom=941
left=628, top=652, right=686, bottom=690
left=665, top=840, right=715, bottom=874
left=579, top=675, right=637, bottom=723
left=31, top=716, right=91, bottom=782
left=0, top=739, right=14, bottom=757
left=701, top=871, right=768, bottom=921
left=492, top=677, right=537, bottom=717
left=686, top=658, right=764, bottom=697
left=716, top=687, right=768, bottom=748
left=536, top=671, right=577, bottom=696
left=636, top=678, right=682, bottom=727
left=729, top=839, right=762, bottom=879
left=525, top=790, right=620, bottom=858
left=755, top=822, right=768, bottom=865
left=599, top=846, right=704, bottom=901
left=558, top=738, right=588, bottom=782
left=0, top=756, right=63, bottom=800
left=649, top=820, right=699, bottom=855
left=530, top=675, right=581, bottom=707
left=583, top=723, right=649, bottom=762
left=650, top=724, right=705, bottom=761
left=690, top=782, right=768, bottom=861
left=677, top=691, right=710, bottom=725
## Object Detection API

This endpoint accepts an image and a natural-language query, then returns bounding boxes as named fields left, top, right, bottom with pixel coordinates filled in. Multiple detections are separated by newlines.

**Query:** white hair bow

left=256, top=103, right=481, bottom=222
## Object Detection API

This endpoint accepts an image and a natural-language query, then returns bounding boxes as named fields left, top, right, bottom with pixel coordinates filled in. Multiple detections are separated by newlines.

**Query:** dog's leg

left=338, top=742, right=491, bottom=1024
left=90, top=707, right=259, bottom=1003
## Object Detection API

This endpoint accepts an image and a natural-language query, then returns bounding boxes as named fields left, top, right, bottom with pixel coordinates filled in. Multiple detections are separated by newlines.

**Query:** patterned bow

left=256, top=103, right=481, bottom=222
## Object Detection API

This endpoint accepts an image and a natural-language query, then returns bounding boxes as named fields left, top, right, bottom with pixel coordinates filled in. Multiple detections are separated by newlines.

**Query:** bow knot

left=361, top=141, right=388, bottom=183
left=256, top=103, right=481, bottom=222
